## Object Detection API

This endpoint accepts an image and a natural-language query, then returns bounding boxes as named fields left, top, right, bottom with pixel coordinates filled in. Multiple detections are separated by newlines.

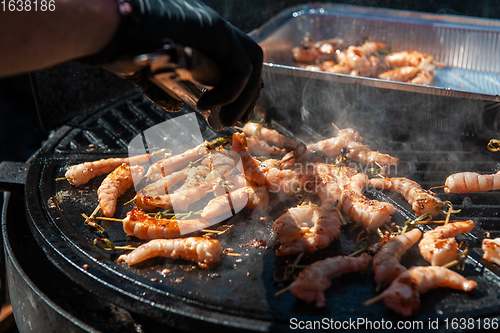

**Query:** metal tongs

left=134, top=44, right=225, bottom=131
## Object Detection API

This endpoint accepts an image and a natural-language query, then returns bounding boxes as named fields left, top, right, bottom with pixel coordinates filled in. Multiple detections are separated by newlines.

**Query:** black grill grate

left=26, top=89, right=500, bottom=331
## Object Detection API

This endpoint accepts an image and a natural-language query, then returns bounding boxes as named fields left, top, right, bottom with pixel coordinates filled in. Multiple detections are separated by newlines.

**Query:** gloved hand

left=84, top=0, right=263, bottom=127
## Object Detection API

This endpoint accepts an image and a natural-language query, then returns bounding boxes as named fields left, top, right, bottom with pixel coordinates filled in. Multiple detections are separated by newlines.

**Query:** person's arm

left=0, top=0, right=119, bottom=77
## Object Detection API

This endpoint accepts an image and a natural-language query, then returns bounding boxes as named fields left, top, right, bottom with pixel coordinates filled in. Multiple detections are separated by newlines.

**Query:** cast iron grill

left=21, top=82, right=500, bottom=331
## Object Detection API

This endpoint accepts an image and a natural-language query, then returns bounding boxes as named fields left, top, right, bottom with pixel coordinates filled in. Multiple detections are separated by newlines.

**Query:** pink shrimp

left=241, top=122, right=297, bottom=149
left=380, top=266, right=477, bottom=316
left=246, top=136, right=287, bottom=156
left=384, top=50, right=432, bottom=68
left=174, top=166, right=211, bottom=193
left=306, top=128, right=360, bottom=157
left=289, top=254, right=372, bottom=307
left=201, top=185, right=269, bottom=219
left=345, top=143, right=400, bottom=166
left=378, top=66, right=420, bottom=82
left=292, top=47, right=321, bottom=63
left=368, top=177, right=443, bottom=216
left=372, top=229, right=422, bottom=288
left=418, top=221, right=475, bottom=266
left=64, top=153, right=154, bottom=187
left=145, top=145, right=207, bottom=182
left=136, top=178, right=217, bottom=211
left=137, top=169, right=189, bottom=197
left=117, top=237, right=223, bottom=269
left=306, top=129, right=399, bottom=166
left=97, top=164, right=144, bottom=217
left=408, top=69, right=434, bottom=85
left=122, top=208, right=210, bottom=240
left=201, top=150, right=236, bottom=181
left=328, top=41, right=386, bottom=77
left=343, top=42, right=386, bottom=76
left=231, top=133, right=303, bottom=196
left=273, top=204, right=341, bottom=256
left=482, top=238, right=500, bottom=266
left=333, top=167, right=396, bottom=229
left=444, top=171, right=500, bottom=193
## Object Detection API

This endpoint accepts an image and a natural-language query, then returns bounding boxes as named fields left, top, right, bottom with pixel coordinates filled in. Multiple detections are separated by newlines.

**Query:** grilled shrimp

left=122, top=208, right=210, bottom=239
left=384, top=50, right=431, bottom=67
left=201, top=185, right=269, bottom=219
left=346, top=143, right=400, bottom=166
left=145, top=145, right=207, bottom=182
left=117, top=237, right=223, bottom=269
left=418, top=221, right=475, bottom=266
left=408, top=69, right=434, bottom=85
left=380, top=266, right=477, bottom=316
left=64, top=153, right=153, bottom=187
left=341, top=42, right=386, bottom=77
left=373, top=229, right=422, bottom=288
left=327, top=41, right=386, bottom=77
left=289, top=253, right=372, bottom=307
left=333, top=167, right=396, bottom=229
left=292, top=46, right=321, bottom=63
left=306, top=128, right=360, bottom=157
left=316, top=172, right=342, bottom=208
left=241, top=122, right=297, bottom=149
left=137, top=169, right=189, bottom=198
left=201, top=150, right=236, bottom=181
left=174, top=165, right=211, bottom=193
left=136, top=178, right=217, bottom=211
left=482, top=238, right=500, bottom=266
left=306, top=128, right=399, bottom=166
left=273, top=204, right=342, bottom=256
left=368, top=177, right=443, bottom=216
left=231, top=133, right=302, bottom=195
left=444, top=171, right=500, bottom=193
left=247, top=136, right=287, bottom=156
left=97, top=164, right=145, bottom=217
left=378, top=66, right=420, bottom=82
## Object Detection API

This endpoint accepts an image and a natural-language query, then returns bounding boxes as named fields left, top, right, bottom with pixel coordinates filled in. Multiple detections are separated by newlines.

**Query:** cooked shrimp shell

left=122, top=208, right=210, bottom=240
left=381, top=266, right=477, bottom=316
left=290, top=253, right=372, bottom=307
left=418, top=221, right=474, bottom=266
left=482, top=238, right=500, bottom=266
left=65, top=153, right=152, bottom=187
left=98, top=164, right=144, bottom=217
left=444, top=171, right=500, bottom=193
left=117, top=237, right=223, bottom=269
left=368, top=177, right=443, bottom=216
left=274, top=204, right=341, bottom=256
left=373, top=229, right=422, bottom=288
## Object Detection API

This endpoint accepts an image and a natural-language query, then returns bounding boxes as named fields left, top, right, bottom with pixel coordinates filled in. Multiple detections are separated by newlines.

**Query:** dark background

left=1, top=0, right=500, bottom=163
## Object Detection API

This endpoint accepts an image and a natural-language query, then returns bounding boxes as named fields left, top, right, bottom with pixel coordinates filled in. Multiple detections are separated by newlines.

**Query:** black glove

left=84, top=0, right=263, bottom=127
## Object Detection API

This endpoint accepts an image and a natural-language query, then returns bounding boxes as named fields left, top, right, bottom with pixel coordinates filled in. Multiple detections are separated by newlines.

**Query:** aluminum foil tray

left=249, top=4, right=500, bottom=136
left=249, top=3, right=500, bottom=101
